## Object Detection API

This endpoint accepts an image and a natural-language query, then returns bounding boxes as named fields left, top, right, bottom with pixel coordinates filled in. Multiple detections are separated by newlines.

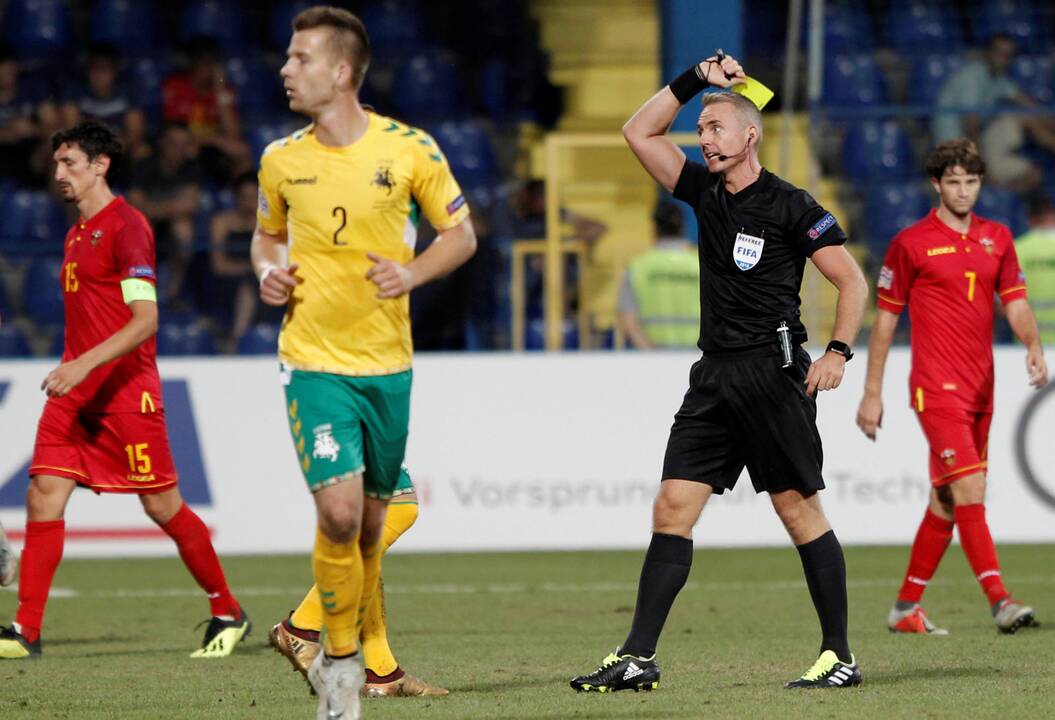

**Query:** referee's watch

left=825, top=340, right=854, bottom=361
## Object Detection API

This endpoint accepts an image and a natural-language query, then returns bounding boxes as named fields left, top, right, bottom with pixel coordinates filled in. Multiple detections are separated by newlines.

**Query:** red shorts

left=30, top=401, right=178, bottom=494
left=915, top=406, right=992, bottom=487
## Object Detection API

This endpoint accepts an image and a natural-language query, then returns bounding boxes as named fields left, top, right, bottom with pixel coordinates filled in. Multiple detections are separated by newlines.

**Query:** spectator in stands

left=208, top=172, right=266, bottom=348
left=0, top=43, right=60, bottom=186
left=127, top=123, right=201, bottom=303
left=1015, top=195, right=1055, bottom=345
left=934, top=34, right=1055, bottom=192
left=617, top=200, right=699, bottom=349
left=60, top=44, right=148, bottom=164
left=162, top=36, right=249, bottom=184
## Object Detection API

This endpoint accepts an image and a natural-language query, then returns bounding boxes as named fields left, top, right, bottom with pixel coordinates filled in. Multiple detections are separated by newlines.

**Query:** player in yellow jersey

left=250, top=7, right=476, bottom=718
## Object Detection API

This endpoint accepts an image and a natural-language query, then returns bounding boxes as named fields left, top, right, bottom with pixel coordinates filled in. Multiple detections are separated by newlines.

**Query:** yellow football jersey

left=257, top=112, right=470, bottom=375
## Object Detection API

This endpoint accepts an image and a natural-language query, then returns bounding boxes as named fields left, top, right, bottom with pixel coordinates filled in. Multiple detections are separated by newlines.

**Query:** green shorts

left=282, top=366, right=412, bottom=498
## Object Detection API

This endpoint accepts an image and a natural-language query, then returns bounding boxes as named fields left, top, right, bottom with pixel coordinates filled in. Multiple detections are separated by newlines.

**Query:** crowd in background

left=1, top=0, right=1053, bottom=357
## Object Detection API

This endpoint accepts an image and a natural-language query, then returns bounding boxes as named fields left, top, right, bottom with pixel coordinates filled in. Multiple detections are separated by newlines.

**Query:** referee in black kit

left=570, top=53, right=869, bottom=692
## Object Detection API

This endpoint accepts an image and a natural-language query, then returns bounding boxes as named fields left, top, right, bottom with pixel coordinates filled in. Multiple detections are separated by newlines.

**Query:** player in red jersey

left=856, top=139, right=1048, bottom=635
left=0, top=120, right=250, bottom=660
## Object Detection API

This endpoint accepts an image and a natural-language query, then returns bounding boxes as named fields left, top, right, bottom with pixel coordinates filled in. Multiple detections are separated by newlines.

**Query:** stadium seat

left=976, top=186, right=1026, bottom=235
left=0, top=191, right=69, bottom=256
left=974, top=0, right=1049, bottom=53
left=822, top=54, right=888, bottom=106
left=90, top=0, right=156, bottom=55
left=823, top=7, right=873, bottom=55
left=47, top=330, right=64, bottom=357
left=224, top=55, right=284, bottom=122
left=236, top=323, right=280, bottom=355
left=1010, top=55, right=1054, bottom=104
left=245, top=121, right=303, bottom=167
left=0, top=0, right=72, bottom=59
left=430, top=120, right=497, bottom=190
left=128, top=54, right=172, bottom=125
left=156, top=321, right=217, bottom=356
left=390, top=51, right=461, bottom=121
left=359, top=0, right=425, bottom=55
left=525, top=318, right=579, bottom=351
left=842, top=121, right=916, bottom=182
left=0, top=324, right=32, bottom=358
left=22, top=258, right=65, bottom=328
left=180, top=1, right=245, bottom=50
left=269, top=0, right=315, bottom=50
left=863, top=183, right=932, bottom=259
left=909, top=54, right=966, bottom=107
left=886, top=3, right=963, bottom=54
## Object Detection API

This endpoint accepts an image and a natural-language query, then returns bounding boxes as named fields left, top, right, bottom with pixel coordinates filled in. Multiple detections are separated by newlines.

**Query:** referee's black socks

left=622, top=533, right=693, bottom=658
left=796, top=530, right=852, bottom=663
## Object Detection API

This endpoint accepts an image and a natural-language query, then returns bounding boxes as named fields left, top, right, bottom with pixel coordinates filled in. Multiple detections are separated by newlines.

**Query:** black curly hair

left=51, top=119, right=123, bottom=171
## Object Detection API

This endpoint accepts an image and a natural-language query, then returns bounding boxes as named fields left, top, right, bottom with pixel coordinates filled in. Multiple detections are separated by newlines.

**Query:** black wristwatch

left=825, top=340, right=854, bottom=361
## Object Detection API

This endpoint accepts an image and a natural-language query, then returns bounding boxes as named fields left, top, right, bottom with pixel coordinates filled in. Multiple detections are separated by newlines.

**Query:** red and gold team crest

left=980, top=237, right=994, bottom=255
left=940, top=448, right=957, bottom=467
left=90, top=229, right=104, bottom=247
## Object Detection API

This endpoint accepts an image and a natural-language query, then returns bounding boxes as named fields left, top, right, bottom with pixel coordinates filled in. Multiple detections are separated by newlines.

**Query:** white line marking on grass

left=39, top=576, right=1055, bottom=601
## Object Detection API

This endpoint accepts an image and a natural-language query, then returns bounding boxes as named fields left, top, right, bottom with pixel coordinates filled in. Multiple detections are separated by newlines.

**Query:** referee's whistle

left=777, top=321, right=793, bottom=368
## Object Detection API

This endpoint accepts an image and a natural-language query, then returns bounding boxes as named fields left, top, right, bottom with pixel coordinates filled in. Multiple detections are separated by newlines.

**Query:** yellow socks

left=361, top=501, right=418, bottom=675
left=295, top=501, right=419, bottom=671
left=311, top=526, right=362, bottom=657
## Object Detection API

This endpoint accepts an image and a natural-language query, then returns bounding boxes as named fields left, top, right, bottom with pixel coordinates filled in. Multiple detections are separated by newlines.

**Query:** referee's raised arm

left=622, top=53, right=746, bottom=191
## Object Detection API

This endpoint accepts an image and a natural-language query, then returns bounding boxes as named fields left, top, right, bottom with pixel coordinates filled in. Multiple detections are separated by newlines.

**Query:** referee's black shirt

left=673, top=160, right=848, bottom=353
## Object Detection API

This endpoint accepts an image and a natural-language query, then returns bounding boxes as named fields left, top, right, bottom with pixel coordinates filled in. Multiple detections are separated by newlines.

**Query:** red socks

left=161, top=503, right=240, bottom=618
left=897, top=509, right=954, bottom=604
left=954, top=503, right=1009, bottom=606
left=15, top=520, right=66, bottom=643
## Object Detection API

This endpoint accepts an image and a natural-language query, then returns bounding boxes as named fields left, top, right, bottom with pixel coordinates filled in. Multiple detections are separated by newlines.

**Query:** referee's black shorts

left=661, top=345, right=825, bottom=495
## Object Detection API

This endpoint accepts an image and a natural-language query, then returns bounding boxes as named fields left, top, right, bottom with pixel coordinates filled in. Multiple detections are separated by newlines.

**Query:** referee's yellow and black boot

left=570, top=649, right=660, bottom=693
left=784, top=650, right=861, bottom=688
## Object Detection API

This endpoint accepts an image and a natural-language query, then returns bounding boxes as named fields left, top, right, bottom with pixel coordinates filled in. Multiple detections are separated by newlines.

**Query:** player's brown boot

left=364, top=669, right=449, bottom=697
left=269, top=617, right=320, bottom=684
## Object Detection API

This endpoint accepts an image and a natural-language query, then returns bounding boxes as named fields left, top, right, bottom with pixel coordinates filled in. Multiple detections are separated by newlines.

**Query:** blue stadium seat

left=359, top=0, right=425, bottom=55
left=269, top=0, right=314, bottom=50
left=236, top=323, right=280, bottom=355
left=0, top=272, right=9, bottom=317
left=48, top=330, right=64, bottom=357
left=822, top=54, right=888, bottom=106
left=909, top=54, right=966, bottom=107
left=1010, top=55, right=1054, bottom=104
left=823, top=7, right=873, bottom=55
left=0, top=191, right=69, bottom=256
left=0, top=324, right=32, bottom=358
left=128, top=54, right=172, bottom=125
left=390, top=51, right=460, bottom=121
left=886, top=3, right=963, bottom=54
left=22, top=258, right=65, bottom=328
left=245, top=121, right=302, bottom=167
left=1, top=0, right=72, bottom=59
left=224, top=55, right=284, bottom=122
left=863, top=183, right=931, bottom=259
left=842, top=121, right=916, bottom=182
left=525, top=318, right=579, bottom=351
left=976, top=186, right=1026, bottom=235
left=90, top=0, right=156, bottom=55
left=974, top=0, right=1049, bottom=53
left=180, top=1, right=245, bottom=50
left=156, top=321, right=217, bottom=356
left=430, top=120, right=497, bottom=190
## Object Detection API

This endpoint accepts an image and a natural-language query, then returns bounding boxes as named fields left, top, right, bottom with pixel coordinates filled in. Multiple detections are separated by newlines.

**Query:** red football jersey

left=53, top=196, right=164, bottom=414
left=876, top=209, right=1027, bottom=411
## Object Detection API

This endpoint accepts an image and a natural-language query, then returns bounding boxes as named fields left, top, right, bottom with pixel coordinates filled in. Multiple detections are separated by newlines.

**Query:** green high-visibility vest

left=1015, top=229, right=1055, bottom=344
left=628, top=243, right=700, bottom=348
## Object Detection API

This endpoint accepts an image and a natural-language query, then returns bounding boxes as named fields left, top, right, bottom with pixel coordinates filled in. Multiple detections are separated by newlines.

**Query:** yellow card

left=732, top=77, right=774, bottom=110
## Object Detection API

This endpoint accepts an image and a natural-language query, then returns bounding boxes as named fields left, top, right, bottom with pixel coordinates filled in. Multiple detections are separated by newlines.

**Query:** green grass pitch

left=0, top=545, right=1051, bottom=719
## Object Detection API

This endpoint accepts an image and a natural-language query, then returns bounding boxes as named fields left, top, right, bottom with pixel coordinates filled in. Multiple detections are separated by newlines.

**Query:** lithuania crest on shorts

left=733, top=231, right=764, bottom=271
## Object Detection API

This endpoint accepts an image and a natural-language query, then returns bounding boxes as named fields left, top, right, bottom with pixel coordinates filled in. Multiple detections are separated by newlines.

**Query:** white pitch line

left=15, top=575, right=1054, bottom=601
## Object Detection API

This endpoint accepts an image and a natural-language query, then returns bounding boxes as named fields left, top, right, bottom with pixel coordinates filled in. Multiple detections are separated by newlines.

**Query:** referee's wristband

left=669, top=64, right=709, bottom=105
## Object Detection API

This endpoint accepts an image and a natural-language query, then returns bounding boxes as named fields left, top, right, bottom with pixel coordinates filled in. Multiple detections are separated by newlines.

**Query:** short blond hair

left=701, top=92, right=763, bottom=144
left=293, top=5, right=371, bottom=89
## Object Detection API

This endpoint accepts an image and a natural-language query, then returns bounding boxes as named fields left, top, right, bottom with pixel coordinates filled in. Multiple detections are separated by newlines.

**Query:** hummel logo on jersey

left=622, top=662, right=644, bottom=681
left=288, top=176, right=317, bottom=185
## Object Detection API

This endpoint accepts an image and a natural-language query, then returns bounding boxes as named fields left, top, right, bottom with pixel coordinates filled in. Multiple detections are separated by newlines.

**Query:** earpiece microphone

left=716, top=136, right=753, bottom=162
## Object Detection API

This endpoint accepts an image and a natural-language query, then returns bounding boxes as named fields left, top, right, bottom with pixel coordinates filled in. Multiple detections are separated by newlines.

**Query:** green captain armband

left=120, top=278, right=157, bottom=304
